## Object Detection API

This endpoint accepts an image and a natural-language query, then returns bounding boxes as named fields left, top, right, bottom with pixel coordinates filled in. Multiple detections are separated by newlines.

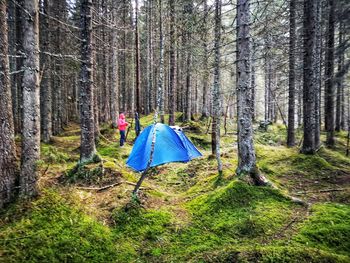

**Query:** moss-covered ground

left=1, top=114, right=349, bottom=262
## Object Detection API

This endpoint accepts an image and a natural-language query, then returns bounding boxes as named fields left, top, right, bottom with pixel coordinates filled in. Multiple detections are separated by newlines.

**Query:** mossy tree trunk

left=236, top=0, right=268, bottom=185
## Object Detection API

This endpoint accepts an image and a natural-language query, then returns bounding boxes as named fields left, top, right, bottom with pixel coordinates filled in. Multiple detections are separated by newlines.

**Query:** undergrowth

left=1, top=116, right=349, bottom=262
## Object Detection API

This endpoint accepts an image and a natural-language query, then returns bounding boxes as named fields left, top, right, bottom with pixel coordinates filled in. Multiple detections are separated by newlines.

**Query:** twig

left=41, top=164, right=50, bottom=177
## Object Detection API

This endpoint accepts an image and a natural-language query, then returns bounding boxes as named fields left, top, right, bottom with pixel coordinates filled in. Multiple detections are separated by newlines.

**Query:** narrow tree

left=111, top=3, right=119, bottom=128
left=0, top=0, right=18, bottom=208
left=325, top=0, right=335, bottom=146
left=40, top=0, right=52, bottom=143
left=301, top=0, right=317, bottom=154
left=201, top=0, right=210, bottom=119
left=135, top=0, right=141, bottom=117
left=212, top=0, right=222, bottom=173
left=236, top=0, right=268, bottom=185
left=287, top=0, right=296, bottom=147
left=79, top=0, right=96, bottom=163
left=184, top=2, right=193, bottom=122
left=158, top=0, right=165, bottom=123
left=20, top=0, right=40, bottom=197
left=168, top=0, right=176, bottom=126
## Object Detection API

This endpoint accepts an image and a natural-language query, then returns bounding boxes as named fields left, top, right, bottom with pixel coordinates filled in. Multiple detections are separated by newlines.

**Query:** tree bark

left=325, top=0, right=335, bottom=146
left=287, top=0, right=296, bottom=147
left=236, top=0, right=268, bottom=185
left=314, top=0, right=322, bottom=148
left=168, top=0, right=176, bottom=126
left=20, top=0, right=40, bottom=198
left=212, top=0, right=223, bottom=173
left=79, top=0, right=96, bottom=163
left=301, top=0, right=317, bottom=154
left=201, top=0, right=210, bottom=119
left=0, top=0, right=19, bottom=208
left=158, top=0, right=165, bottom=123
left=40, top=0, right=52, bottom=143
left=184, top=2, right=193, bottom=122
left=111, top=3, right=119, bottom=128
left=135, top=0, right=141, bottom=115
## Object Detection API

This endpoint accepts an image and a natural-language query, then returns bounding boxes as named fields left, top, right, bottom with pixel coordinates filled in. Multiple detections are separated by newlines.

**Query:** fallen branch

left=76, top=181, right=151, bottom=192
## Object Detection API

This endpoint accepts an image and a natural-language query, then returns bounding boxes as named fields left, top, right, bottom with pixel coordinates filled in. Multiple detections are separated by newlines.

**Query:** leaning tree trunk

left=212, top=0, right=223, bottom=173
left=287, top=0, right=296, bottom=147
left=236, top=0, right=268, bottom=185
left=0, top=0, right=19, bottom=208
left=325, top=0, right=335, bottom=146
left=79, top=0, right=96, bottom=163
left=20, top=0, right=40, bottom=198
left=168, top=0, right=176, bottom=126
left=301, top=0, right=317, bottom=154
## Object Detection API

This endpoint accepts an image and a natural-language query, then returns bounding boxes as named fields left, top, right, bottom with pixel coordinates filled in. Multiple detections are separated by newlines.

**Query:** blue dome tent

left=127, top=123, right=202, bottom=172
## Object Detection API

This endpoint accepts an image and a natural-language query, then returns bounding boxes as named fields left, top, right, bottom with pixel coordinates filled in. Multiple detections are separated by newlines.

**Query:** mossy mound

left=0, top=191, right=119, bottom=263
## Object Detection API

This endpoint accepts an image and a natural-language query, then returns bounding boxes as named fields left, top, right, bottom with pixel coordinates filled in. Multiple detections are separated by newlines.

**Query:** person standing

left=118, top=113, right=129, bottom=146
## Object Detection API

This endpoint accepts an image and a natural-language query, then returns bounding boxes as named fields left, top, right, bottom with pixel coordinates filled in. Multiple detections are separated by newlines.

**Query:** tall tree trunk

left=111, top=3, right=119, bottom=128
left=301, top=0, right=317, bottom=154
left=40, top=0, right=52, bottom=143
left=325, top=0, right=335, bottom=146
left=20, top=0, right=40, bottom=198
left=135, top=0, right=141, bottom=115
left=168, top=0, right=176, bottom=126
left=335, top=20, right=344, bottom=132
left=201, top=0, right=210, bottom=119
left=184, top=2, right=193, bottom=122
left=0, top=0, right=19, bottom=208
left=158, top=0, right=165, bottom=123
left=212, top=0, right=223, bottom=173
left=236, top=0, right=268, bottom=185
left=251, top=42, right=256, bottom=123
left=287, top=0, right=296, bottom=147
left=79, top=0, right=96, bottom=163
left=14, top=0, right=23, bottom=134
left=147, top=0, right=153, bottom=114
left=314, top=0, right=322, bottom=148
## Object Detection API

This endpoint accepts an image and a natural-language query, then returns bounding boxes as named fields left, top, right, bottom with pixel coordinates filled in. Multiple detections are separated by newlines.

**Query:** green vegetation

left=1, top=116, right=349, bottom=262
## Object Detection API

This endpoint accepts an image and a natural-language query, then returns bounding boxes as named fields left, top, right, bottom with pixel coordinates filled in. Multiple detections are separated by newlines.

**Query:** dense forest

left=0, top=0, right=350, bottom=262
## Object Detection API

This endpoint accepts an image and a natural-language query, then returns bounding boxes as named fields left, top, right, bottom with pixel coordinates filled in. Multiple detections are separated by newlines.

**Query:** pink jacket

left=118, top=113, right=128, bottom=131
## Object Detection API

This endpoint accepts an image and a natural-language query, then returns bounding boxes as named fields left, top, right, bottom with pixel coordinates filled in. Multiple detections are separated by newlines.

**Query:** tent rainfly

left=126, top=123, right=202, bottom=172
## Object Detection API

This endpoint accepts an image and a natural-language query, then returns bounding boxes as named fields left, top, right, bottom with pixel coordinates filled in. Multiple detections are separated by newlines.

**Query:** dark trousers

left=120, top=130, right=126, bottom=146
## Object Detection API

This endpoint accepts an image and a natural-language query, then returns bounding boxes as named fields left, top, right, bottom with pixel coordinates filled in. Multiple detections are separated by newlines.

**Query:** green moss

left=41, top=144, right=71, bottom=163
left=0, top=190, right=119, bottom=263
left=203, top=245, right=350, bottom=263
left=294, top=203, right=350, bottom=255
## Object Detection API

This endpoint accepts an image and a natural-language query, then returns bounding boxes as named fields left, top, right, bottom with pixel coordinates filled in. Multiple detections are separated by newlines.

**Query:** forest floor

left=1, top=114, right=350, bottom=262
